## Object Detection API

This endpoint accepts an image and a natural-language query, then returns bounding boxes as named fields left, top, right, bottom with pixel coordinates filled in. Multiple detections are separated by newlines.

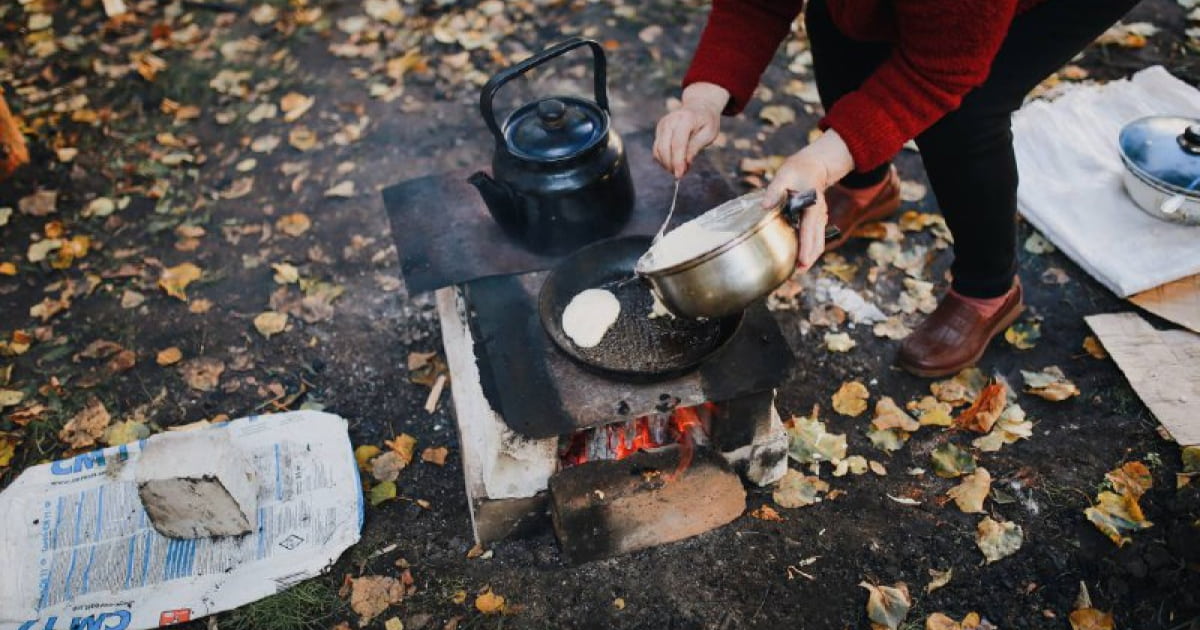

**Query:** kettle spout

left=468, top=171, right=520, bottom=228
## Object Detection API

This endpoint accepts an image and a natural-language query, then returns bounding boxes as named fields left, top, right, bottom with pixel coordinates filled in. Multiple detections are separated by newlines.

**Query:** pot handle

left=479, top=37, right=609, bottom=144
left=782, top=189, right=841, bottom=241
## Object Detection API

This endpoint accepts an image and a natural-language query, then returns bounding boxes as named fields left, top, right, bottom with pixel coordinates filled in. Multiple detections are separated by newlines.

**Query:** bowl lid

left=504, top=96, right=607, bottom=162
left=1119, top=115, right=1200, bottom=192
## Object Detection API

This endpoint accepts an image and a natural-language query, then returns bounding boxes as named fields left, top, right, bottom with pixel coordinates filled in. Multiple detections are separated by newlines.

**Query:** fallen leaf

left=1106, top=461, right=1152, bottom=499
left=947, top=468, right=991, bottom=513
left=0, top=432, right=19, bottom=469
left=860, top=581, right=911, bottom=630
left=833, top=455, right=869, bottom=477
left=179, top=357, right=224, bottom=391
left=925, top=568, right=952, bottom=594
left=759, top=104, right=796, bottom=127
left=349, top=575, right=405, bottom=625
left=384, top=618, right=404, bottom=630
left=19, top=190, right=57, bottom=216
left=930, top=368, right=987, bottom=406
left=421, top=446, right=448, bottom=466
left=832, top=381, right=869, bottom=417
left=872, top=397, right=920, bottom=432
left=749, top=504, right=785, bottom=521
left=280, top=92, right=315, bottom=122
left=1021, top=366, right=1080, bottom=401
left=288, top=126, right=317, bottom=151
left=59, top=397, right=111, bottom=449
left=372, top=451, right=405, bottom=482
left=276, top=213, right=312, bottom=237
left=773, top=469, right=829, bottom=508
left=159, top=263, right=203, bottom=301
left=83, top=197, right=116, bottom=218
left=926, top=612, right=987, bottom=630
left=120, top=290, right=145, bottom=309
left=910, top=396, right=954, bottom=427
left=824, top=332, right=856, bottom=352
left=1023, top=232, right=1055, bottom=254
left=1082, top=336, right=1107, bottom=359
left=102, top=420, right=150, bottom=446
left=475, top=588, right=506, bottom=615
left=784, top=409, right=847, bottom=464
left=369, top=480, right=397, bottom=505
left=972, top=404, right=1033, bottom=452
left=0, top=389, right=24, bottom=408
left=386, top=433, right=418, bottom=465
left=899, top=179, right=927, bottom=202
left=931, top=443, right=977, bottom=478
left=272, top=262, right=300, bottom=284
left=873, top=316, right=912, bottom=340
left=867, top=426, right=909, bottom=452
left=1069, top=609, right=1115, bottom=630
left=955, top=382, right=1007, bottom=433
left=976, top=516, right=1023, bottom=563
left=325, top=181, right=356, bottom=198
left=1004, top=320, right=1040, bottom=350
left=156, top=347, right=182, bottom=366
left=886, top=494, right=921, bottom=506
left=355, top=445, right=382, bottom=472
left=106, top=350, right=136, bottom=374
left=253, top=311, right=288, bottom=338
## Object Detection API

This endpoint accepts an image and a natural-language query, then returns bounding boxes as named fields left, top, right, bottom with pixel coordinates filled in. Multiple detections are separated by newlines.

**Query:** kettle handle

left=479, top=37, right=610, bottom=144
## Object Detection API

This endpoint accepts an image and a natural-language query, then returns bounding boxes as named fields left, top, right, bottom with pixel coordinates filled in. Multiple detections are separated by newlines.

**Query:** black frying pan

left=538, top=235, right=743, bottom=381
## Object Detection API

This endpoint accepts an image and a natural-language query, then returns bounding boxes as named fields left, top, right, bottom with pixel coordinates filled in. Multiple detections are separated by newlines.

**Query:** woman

left=654, top=0, right=1137, bottom=377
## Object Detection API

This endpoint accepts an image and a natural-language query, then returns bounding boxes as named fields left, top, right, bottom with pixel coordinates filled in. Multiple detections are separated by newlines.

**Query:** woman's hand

left=762, top=129, right=857, bottom=272
left=653, top=83, right=730, bottom=178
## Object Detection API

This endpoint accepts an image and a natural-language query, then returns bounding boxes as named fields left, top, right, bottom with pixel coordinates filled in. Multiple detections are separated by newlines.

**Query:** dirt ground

left=1, top=0, right=1199, bottom=628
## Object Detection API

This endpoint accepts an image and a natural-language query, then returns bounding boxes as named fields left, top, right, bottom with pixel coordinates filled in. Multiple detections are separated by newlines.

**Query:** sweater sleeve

left=682, top=0, right=805, bottom=115
left=820, top=0, right=1020, bottom=172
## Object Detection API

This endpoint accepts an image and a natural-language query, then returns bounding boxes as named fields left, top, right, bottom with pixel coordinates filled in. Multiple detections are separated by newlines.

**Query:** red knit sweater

left=683, top=0, right=1047, bottom=171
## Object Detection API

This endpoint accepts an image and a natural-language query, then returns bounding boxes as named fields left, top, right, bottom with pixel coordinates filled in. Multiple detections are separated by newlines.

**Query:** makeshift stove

left=386, top=134, right=796, bottom=563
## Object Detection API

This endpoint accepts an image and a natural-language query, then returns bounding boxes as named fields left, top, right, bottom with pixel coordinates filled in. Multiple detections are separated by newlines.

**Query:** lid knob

left=537, top=99, right=567, bottom=129
left=1180, top=124, right=1200, bottom=155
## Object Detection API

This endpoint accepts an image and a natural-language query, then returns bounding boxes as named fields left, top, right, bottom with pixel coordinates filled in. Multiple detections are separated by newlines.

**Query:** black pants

left=807, top=0, right=1137, bottom=298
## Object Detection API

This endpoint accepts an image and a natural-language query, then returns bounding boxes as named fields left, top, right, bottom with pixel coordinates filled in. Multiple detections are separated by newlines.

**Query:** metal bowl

left=634, top=190, right=816, bottom=319
left=1118, top=115, right=1200, bottom=225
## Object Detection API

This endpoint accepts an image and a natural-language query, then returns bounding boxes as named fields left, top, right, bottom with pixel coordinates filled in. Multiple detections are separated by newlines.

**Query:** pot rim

left=635, top=196, right=786, bottom=277
left=1120, top=152, right=1200, bottom=198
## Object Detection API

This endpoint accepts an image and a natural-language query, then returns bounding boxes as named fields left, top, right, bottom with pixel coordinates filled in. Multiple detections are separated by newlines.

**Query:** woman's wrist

left=681, top=82, right=731, bottom=117
left=796, top=129, right=856, bottom=187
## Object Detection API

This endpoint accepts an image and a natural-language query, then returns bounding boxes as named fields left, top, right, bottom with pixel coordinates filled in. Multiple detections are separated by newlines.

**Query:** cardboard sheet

left=1129, top=273, right=1200, bottom=333
left=0, top=411, right=362, bottom=630
left=1085, top=312, right=1200, bottom=446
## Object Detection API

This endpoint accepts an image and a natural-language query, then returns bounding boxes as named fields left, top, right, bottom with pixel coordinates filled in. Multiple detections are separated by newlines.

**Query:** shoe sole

left=898, top=302, right=1026, bottom=378
left=824, top=195, right=902, bottom=252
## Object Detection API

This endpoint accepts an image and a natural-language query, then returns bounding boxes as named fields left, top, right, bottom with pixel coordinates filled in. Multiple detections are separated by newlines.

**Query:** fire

left=558, top=404, right=713, bottom=470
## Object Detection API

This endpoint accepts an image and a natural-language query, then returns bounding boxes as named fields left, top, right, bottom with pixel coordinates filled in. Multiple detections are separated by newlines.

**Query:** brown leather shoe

left=897, top=281, right=1025, bottom=378
left=824, top=166, right=902, bottom=251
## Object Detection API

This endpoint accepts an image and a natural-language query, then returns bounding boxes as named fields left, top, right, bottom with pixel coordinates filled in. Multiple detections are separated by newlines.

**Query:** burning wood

left=559, top=405, right=713, bottom=469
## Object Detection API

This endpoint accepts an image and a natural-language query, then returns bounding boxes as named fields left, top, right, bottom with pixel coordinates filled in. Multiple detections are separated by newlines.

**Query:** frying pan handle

left=782, top=189, right=841, bottom=242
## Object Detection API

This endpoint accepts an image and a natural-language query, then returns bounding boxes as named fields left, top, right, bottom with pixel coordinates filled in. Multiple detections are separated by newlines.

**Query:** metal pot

left=635, top=189, right=833, bottom=319
left=1118, top=115, right=1200, bottom=225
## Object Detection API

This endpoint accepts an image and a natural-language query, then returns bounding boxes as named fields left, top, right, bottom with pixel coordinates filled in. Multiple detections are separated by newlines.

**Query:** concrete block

left=136, top=429, right=259, bottom=538
left=549, top=445, right=746, bottom=564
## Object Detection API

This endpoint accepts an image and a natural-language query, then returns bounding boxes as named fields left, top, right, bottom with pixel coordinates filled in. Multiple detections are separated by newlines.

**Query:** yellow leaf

left=1082, top=336, right=1107, bottom=359
left=355, top=445, right=382, bottom=472
left=1105, top=461, right=1152, bottom=499
left=451, top=590, right=467, bottom=604
left=475, top=589, right=506, bottom=615
left=288, top=126, right=317, bottom=151
left=954, top=382, right=1007, bottom=433
left=832, top=381, right=869, bottom=417
left=0, top=262, right=16, bottom=275
left=159, top=262, right=202, bottom=301
left=976, top=516, right=1023, bottom=563
left=385, top=433, right=417, bottom=466
left=1003, top=320, right=1040, bottom=350
left=0, top=389, right=24, bottom=408
left=280, top=92, right=314, bottom=122
left=59, top=397, right=111, bottom=449
left=369, top=480, right=397, bottom=506
left=860, top=581, right=911, bottom=630
left=946, top=468, right=991, bottom=513
left=871, top=397, right=919, bottom=432
left=276, top=213, right=311, bottom=237
left=101, top=420, right=150, bottom=446
left=156, top=347, right=182, bottom=366
left=0, top=432, right=20, bottom=468
left=773, top=469, right=829, bottom=508
left=421, top=446, right=448, bottom=466
left=1069, top=608, right=1115, bottom=630
left=1085, top=490, right=1152, bottom=546
left=253, top=311, right=288, bottom=338
left=384, top=618, right=404, bottom=630
left=349, top=575, right=405, bottom=626
left=749, top=504, right=786, bottom=521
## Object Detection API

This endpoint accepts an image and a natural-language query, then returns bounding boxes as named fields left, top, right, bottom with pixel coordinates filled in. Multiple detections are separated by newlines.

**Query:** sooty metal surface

left=463, top=271, right=793, bottom=440
left=538, top=236, right=741, bottom=379
left=383, top=130, right=733, bottom=294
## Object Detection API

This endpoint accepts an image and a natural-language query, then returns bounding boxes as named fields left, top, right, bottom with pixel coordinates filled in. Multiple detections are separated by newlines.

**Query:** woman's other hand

left=653, top=83, right=730, bottom=178
left=762, top=129, right=856, bottom=272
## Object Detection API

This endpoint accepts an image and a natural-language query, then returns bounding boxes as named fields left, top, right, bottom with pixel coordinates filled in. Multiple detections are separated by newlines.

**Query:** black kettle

left=469, top=38, right=635, bottom=256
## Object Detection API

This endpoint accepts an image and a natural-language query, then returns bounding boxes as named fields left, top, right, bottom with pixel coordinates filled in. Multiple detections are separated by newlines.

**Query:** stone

left=136, top=429, right=259, bottom=538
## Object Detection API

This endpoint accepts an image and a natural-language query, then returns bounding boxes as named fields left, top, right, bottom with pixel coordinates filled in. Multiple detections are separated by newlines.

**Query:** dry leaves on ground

left=773, top=469, right=829, bottom=508
left=1004, top=320, right=1041, bottom=350
left=102, top=419, right=150, bottom=446
left=832, top=381, right=870, bottom=417
left=59, top=397, right=111, bottom=449
left=355, top=445, right=382, bottom=472
left=1085, top=461, right=1154, bottom=546
left=276, top=212, right=312, bottom=237
left=1069, top=582, right=1115, bottom=630
left=926, top=612, right=994, bottom=630
left=1021, top=366, right=1080, bottom=401
left=954, top=381, right=1008, bottom=433
left=909, top=396, right=954, bottom=427
left=421, top=446, right=448, bottom=465
left=179, top=357, right=225, bottom=391
left=946, top=468, right=991, bottom=513
left=156, top=347, right=182, bottom=366
left=476, top=587, right=506, bottom=615
left=925, top=568, right=953, bottom=594
left=253, top=311, right=288, bottom=338
left=930, top=368, right=987, bottom=407
left=972, top=405, right=1033, bottom=452
left=159, top=262, right=203, bottom=301
left=369, top=480, right=397, bottom=505
left=785, top=409, right=847, bottom=465
left=930, top=442, right=977, bottom=478
left=386, top=433, right=417, bottom=466
left=0, top=432, right=20, bottom=469
left=860, top=581, right=911, bottom=630
left=348, top=575, right=405, bottom=625
left=976, top=516, right=1023, bottom=563
left=749, top=504, right=785, bottom=521
left=824, top=331, right=855, bottom=352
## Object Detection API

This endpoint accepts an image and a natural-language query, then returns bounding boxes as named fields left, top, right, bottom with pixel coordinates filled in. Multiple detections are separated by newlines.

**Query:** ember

left=559, top=404, right=714, bottom=468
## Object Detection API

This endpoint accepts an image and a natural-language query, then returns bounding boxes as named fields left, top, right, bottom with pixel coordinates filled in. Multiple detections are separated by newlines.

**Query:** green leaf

left=930, top=442, right=977, bottom=478
left=369, top=481, right=397, bottom=506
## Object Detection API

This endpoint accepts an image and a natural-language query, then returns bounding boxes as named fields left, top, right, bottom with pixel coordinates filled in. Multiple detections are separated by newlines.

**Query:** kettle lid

left=1119, top=115, right=1200, bottom=192
left=504, top=96, right=608, bottom=161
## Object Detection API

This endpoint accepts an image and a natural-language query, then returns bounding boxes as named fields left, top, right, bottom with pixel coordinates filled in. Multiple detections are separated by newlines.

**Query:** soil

left=0, top=0, right=1198, bottom=628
